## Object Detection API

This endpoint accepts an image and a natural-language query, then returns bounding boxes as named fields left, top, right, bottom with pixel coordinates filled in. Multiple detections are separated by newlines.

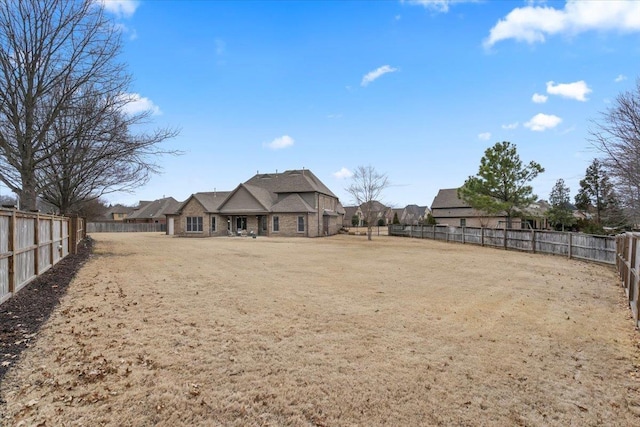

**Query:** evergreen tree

left=458, top=141, right=544, bottom=228
left=546, top=179, right=576, bottom=231
left=575, top=159, right=626, bottom=227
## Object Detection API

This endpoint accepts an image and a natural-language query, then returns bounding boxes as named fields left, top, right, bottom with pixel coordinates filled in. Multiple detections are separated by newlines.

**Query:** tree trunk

left=367, top=226, right=372, bottom=241
left=19, top=175, right=38, bottom=211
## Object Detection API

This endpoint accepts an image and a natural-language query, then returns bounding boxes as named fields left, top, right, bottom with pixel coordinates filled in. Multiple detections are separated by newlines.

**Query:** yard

left=1, top=233, right=639, bottom=426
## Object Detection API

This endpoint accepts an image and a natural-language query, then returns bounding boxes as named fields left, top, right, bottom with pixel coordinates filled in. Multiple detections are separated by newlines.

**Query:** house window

left=460, top=218, right=466, bottom=227
left=297, top=216, right=305, bottom=232
left=211, top=216, right=216, bottom=232
left=273, top=216, right=279, bottom=232
left=186, top=216, right=203, bottom=232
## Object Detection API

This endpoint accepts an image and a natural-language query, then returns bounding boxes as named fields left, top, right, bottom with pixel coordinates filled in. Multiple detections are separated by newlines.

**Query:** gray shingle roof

left=126, top=197, right=180, bottom=220
left=170, top=169, right=342, bottom=217
left=168, top=191, right=233, bottom=215
left=271, top=193, right=316, bottom=213
left=194, top=192, right=232, bottom=212
left=244, top=169, right=337, bottom=198
left=431, top=188, right=469, bottom=209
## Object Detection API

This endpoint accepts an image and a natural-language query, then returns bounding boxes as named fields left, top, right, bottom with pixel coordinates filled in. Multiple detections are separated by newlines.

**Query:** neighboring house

left=431, top=188, right=548, bottom=229
left=401, top=204, right=430, bottom=225
left=343, top=206, right=362, bottom=227
left=342, top=201, right=393, bottom=226
left=166, top=169, right=345, bottom=237
left=125, top=197, right=180, bottom=224
left=102, top=204, right=135, bottom=221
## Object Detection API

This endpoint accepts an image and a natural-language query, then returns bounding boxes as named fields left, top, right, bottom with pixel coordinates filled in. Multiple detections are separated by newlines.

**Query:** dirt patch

left=1, top=233, right=639, bottom=426
left=0, top=238, right=93, bottom=382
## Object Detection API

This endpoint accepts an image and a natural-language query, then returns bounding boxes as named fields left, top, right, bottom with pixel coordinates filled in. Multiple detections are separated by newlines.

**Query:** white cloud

left=119, top=93, right=161, bottom=116
left=99, top=0, right=139, bottom=18
left=502, top=122, right=519, bottom=130
left=404, top=0, right=474, bottom=13
left=532, top=93, right=548, bottom=103
left=361, top=65, right=398, bottom=87
left=615, top=74, right=627, bottom=82
left=114, top=23, right=137, bottom=40
left=333, top=167, right=353, bottom=179
left=478, top=132, right=491, bottom=141
left=546, top=80, right=592, bottom=101
left=327, top=114, right=343, bottom=119
left=264, top=135, right=294, bottom=150
left=524, top=113, right=562, bottom=131
left=484, top=1, right=640, bottom=48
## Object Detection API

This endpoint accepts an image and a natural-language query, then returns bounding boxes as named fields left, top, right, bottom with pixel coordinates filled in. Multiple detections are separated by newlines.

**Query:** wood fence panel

left=463, top=227, right=482, bottom=245
left=616, top=233, right=640, bottom=328
left=0, top=208, right=77, bottom=305
left=38, top=218, right=52, bottom=273
left=388, top=224, right=616, bottom=264
left=0, top=215, right=9, bottom=303
left=87, top=222, right=165, bottom=233
left=61, top=220, right=69, bottom=257
left=571, top=233, right=616, bottom=264
left=15, top=216, right=36, bottom=292
left=535, top=231, right=569, bottom=256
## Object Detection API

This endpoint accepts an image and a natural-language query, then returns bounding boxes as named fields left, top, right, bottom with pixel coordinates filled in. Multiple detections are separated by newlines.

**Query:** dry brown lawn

left=1, top=233, right=639, bottom=426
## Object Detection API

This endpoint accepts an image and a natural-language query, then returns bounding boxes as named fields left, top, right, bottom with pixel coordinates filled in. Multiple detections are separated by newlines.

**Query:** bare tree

left=590, top=78, right=640, bottom=225
left=0, top=0, right=177, bottom=212
left=346, top=165, right=389, bottom=240
left=37, top=87, right=178, bottom=214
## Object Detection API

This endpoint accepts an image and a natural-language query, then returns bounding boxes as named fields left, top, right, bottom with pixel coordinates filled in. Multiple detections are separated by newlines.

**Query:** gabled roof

left=431, top=188, right=511, bottom=218
left=431, top=188, right=469, bottom=209
left=102, top=204, right=135, bottom=219
left=193, top=191, right=232, bottom=212
left=271, top=193, right=316, bottom=213
left=169, top=191, right=232, bottom=215
left=218, top=183, right=273, bottom=214
left=360, top=200, right=388, bottom=212
left=402, top=204, right=429, bottom=223
left=244, top=169, right=337, bottom=198
left=343, top=206, right=361, bottom=218
left=243, top=184, right=277, bottom=209
left=126, top=197, right=180, bottom=219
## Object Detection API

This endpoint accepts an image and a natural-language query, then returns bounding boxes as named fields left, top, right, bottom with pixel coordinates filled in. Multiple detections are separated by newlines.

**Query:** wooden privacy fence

left=616, top=233, right=640, bottom=328
left=87, top=222, right=165, bottom=233
left=0, top=208, right=85, bottom=305
left=388, top=225, right=616, bottom=264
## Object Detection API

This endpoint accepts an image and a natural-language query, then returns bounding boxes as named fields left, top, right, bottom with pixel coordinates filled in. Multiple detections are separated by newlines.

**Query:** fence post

left=462, top=227, right=465, bottom=244
left=421, top=224, right=424, bottom=239
left=49, top=216, right=54, bottom=265
left=34, top=213, right=40, bottom=274
left=568, top=232, right=572, bottom=260
left=481, top=227, right=484, bottom=247
left=69, top=215, right=78, bottom=255
left=8, top=210, right=16, bottom=294
left=532, top=230, right=536, bottom=254
left=503, top=225, right=507, bottom=250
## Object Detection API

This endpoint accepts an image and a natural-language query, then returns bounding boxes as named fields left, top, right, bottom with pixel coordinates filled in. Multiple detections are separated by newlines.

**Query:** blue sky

left=3, top=0, right=640, bottom=209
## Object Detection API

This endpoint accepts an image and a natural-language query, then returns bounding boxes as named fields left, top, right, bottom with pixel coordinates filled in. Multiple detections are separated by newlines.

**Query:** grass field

left=1, top=233, right=639, bottom=426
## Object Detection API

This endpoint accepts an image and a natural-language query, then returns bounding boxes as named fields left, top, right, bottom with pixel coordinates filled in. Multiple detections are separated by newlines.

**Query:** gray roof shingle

left=127, top=197, right=180, bottom=220
left=244, top=169, right=337, bottom=198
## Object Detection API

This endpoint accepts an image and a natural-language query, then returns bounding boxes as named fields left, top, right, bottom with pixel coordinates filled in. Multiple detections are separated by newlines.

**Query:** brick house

left=431, top=188, right=548, bottom=229
left=166, top=169, right=345, bottom=237
left=124, top=197, right=180, bottom=225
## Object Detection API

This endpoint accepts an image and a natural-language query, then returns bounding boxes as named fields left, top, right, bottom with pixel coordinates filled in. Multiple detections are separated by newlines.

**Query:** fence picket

left=0, top=209, right=84, bottom=305
left=389, top=224, right=616, bottom=264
